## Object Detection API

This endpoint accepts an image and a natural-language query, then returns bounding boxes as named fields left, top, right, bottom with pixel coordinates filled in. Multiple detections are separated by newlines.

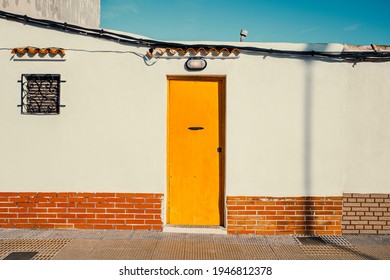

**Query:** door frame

left=166, top=75, right=226, bottom=226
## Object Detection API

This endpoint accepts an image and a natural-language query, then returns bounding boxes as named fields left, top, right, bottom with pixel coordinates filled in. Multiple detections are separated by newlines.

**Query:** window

left=20, top=74, right=62, bottom=114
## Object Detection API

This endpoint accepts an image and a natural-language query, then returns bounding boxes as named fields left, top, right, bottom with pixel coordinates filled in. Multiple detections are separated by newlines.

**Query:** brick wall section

left=342, top=193, right=390, bottom=234
left=227, top=196, right=342, bottom=235
left=0, top=192, right=163, bottom=230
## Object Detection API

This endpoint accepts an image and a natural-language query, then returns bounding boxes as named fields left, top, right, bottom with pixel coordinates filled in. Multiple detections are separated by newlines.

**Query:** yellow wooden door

left=168, top=78, right=224, bottom=225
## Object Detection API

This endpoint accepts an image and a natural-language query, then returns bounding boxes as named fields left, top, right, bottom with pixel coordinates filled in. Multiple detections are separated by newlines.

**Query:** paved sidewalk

left=0, top=229, right=389, bottom=260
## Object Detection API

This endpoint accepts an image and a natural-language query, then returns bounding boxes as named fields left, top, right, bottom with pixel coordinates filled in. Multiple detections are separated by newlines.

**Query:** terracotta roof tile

left=11, top=47, right=65, bottom=56
left=147, top=47, right=240, bottom=57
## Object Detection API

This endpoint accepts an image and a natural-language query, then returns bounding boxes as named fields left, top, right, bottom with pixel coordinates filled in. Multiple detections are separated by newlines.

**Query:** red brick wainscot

left=0, top=192, right=163, bottom=230
left=227, top=196, right=343, bottom=235
left=342, top=193, right=390, bottom=234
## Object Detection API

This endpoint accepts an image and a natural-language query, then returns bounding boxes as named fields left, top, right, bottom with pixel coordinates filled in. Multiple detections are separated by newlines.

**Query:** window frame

left=20, top=74, right=62, bottom=115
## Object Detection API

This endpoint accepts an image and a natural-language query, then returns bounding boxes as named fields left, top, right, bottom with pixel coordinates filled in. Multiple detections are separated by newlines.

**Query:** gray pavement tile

left=239, top=243, right=277, bottom=259
left=184, top=241, right=218, bottom=260
left=120, top=248, right=155, bottom=260
left=120, top=240, right=158, bottom=259
left=213, top=242, right=247, bottom=260
left=270, top=245, right=308, bottom=260
left=236, top=235, right=269, bottom=245
left=299, top=245, right=367, bottom=260
left=0, top=229, right=38, bottom=239
left=130, top=231, right=163, bottom=241
left=101, top=230, right=134, bottom=240
left=344, top=234, right=390, bottom=246
left=0, top=238, right=70, bottom=260
left=161, top=232, right=189, bottom=241
left=89, top=248, right=126, bottom=260
left=265, top=235, right=298, bottom=245
left=94, top=239, right=130, bottom=250
left=1, top=229, right=390, bottom=260
left=151, top=239, right=186, bottom=260
left=52, top=239, right=100, bottom=260
left=294, top=235, right=352, bottom=246
left=352, top=245, right=390, bottom=260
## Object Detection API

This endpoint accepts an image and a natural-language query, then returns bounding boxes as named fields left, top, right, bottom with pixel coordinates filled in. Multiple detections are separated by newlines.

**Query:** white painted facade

left=1, top=0, right=100, bottom=27
left=1, top=17, right=390, bottom=200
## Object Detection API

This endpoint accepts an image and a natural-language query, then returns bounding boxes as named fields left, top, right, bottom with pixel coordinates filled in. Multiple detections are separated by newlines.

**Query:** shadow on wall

left=302, top=45, right=313, bottom=235
left=302, top=42, right=336, bottom=196
left=303, top=45, right=313, bottom=200
left=302, top=44, right=332, bottom=235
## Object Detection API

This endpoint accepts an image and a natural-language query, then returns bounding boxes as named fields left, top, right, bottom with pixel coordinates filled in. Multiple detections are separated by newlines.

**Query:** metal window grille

left=20, top=74, right=61, bottom=114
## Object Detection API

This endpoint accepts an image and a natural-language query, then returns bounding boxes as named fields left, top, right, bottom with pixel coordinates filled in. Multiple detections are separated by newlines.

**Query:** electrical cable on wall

left=1, top=10, right=390, bottom=63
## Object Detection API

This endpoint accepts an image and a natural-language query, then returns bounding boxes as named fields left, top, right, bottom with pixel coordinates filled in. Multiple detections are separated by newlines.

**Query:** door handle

left=217, top=147, right=222, bottom=153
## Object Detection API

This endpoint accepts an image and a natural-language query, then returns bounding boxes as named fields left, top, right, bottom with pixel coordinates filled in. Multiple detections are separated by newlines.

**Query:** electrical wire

left=1, top=9, right=390, bottom=63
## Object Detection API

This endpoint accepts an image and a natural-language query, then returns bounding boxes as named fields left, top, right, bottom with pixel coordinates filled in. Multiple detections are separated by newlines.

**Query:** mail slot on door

left=188, top=127, right=204, bottom=130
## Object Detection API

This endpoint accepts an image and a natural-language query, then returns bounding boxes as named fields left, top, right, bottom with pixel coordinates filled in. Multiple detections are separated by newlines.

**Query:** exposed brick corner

left=342, top=193, right=390, bottom=234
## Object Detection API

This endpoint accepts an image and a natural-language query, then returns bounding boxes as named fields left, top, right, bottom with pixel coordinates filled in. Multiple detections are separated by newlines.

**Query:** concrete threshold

left=163, top=225, right=227, bottom=235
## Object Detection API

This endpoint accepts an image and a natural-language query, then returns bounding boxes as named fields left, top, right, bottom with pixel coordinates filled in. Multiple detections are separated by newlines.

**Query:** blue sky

left=101, top=0, right=390, bottom=45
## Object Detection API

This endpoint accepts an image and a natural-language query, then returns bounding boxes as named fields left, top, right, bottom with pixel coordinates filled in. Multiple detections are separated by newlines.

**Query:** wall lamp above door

left=185, top=58, right=207, bottom=71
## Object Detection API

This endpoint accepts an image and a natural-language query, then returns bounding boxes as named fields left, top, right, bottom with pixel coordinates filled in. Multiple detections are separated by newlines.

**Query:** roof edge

left=1, top=9, right=390, bottom=62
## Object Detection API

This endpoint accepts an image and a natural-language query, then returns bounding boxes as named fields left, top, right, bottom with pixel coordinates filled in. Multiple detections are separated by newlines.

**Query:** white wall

left=1, top=0, right=100, bottom=27
left=0, top=19, right=389, bottom=196
left=225, top=54, right=347, bottom=196
left=343, top=63, right=390, bottom=194
left=0, top=19, right=165, bottom=193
